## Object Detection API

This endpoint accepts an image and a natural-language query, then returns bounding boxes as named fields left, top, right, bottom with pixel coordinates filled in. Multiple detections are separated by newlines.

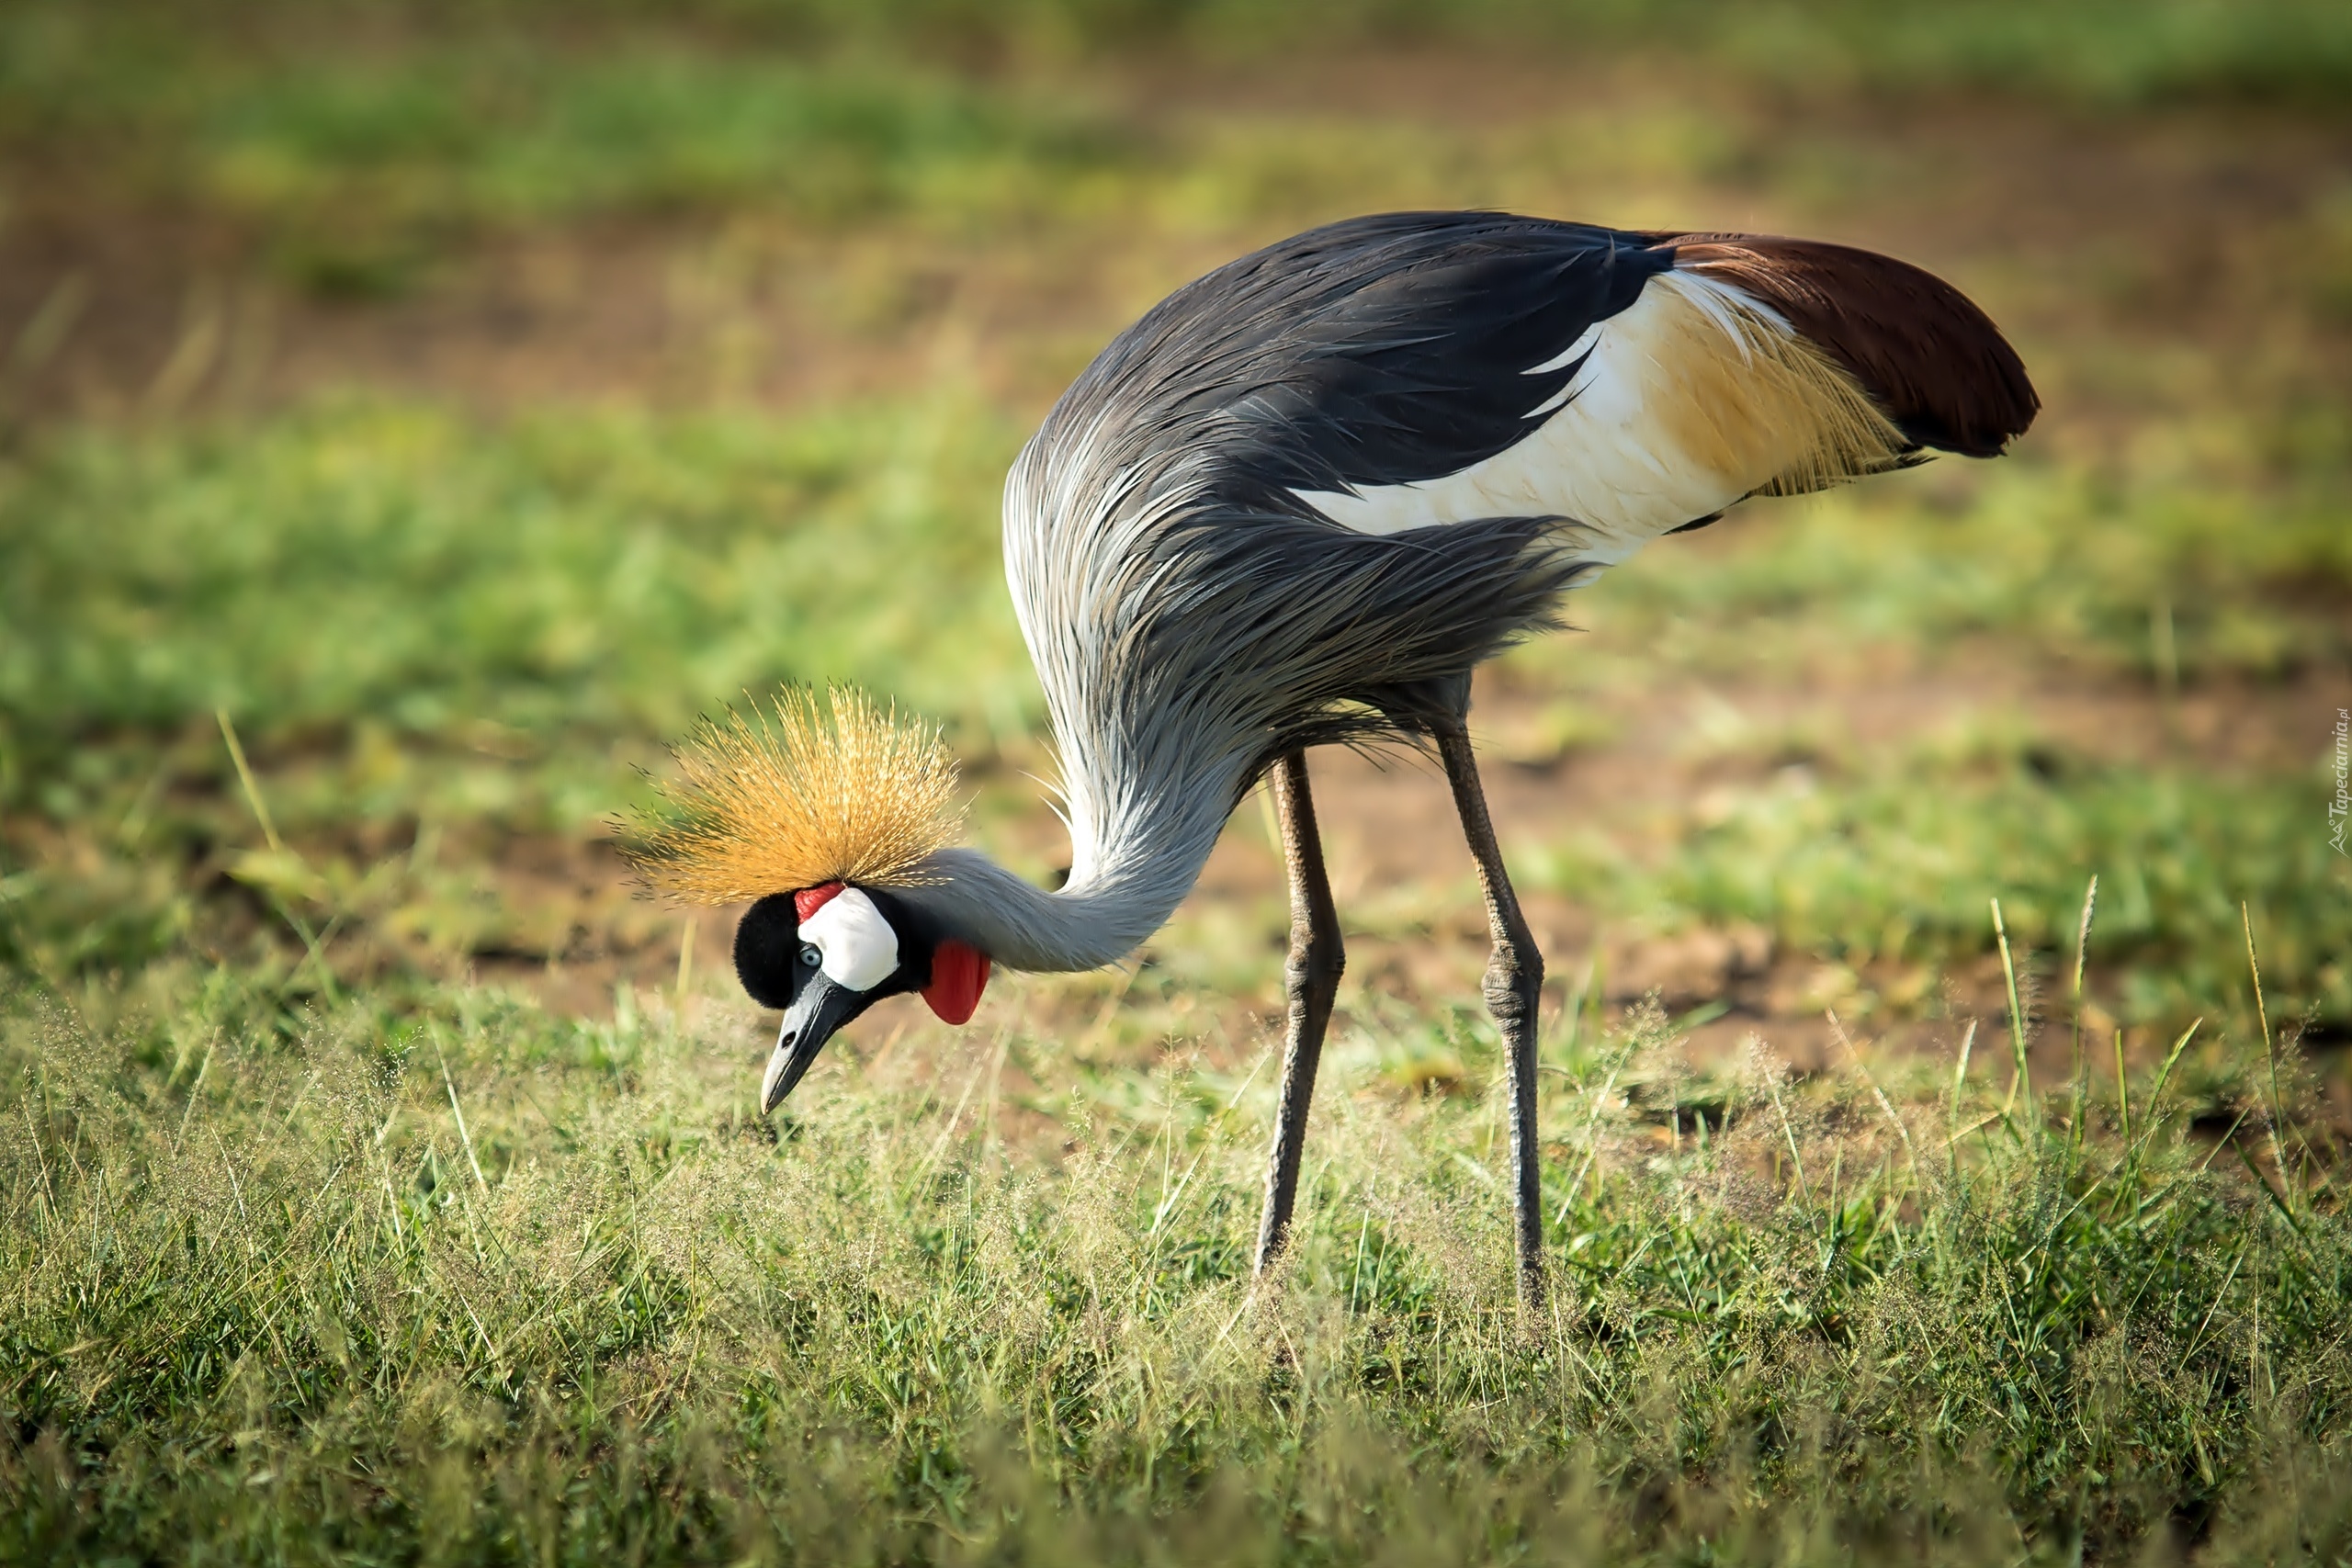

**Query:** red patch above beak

left=793, top=882, right=845, bottom=923
left=922, top=939, right=990, bottom=1024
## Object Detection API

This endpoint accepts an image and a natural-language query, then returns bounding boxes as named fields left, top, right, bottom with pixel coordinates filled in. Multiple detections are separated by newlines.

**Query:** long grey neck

left=894, top=751, right=1250, bottom=974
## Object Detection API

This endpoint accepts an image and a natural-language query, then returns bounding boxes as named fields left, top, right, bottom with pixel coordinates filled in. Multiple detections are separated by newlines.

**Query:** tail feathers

left=1642, top=268, right=1913, bottom=504
left=1649, top=232, right=2040, bottom=459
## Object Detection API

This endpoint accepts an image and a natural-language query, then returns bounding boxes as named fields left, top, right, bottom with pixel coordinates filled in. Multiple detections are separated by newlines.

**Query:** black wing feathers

left=1075, top=212, right=1670, bottom=512
left=1043, top=210, right=2033, bottom=542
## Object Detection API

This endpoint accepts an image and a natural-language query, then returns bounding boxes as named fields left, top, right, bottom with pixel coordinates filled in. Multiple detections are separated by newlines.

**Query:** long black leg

left=1253, top=750, right=1345, bottom=1276
left=1434, top=718, right=1547, bottom=1313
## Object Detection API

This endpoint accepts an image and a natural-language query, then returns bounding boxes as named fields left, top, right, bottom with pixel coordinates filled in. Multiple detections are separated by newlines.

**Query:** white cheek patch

left=798, top=886, right=900, bottom=992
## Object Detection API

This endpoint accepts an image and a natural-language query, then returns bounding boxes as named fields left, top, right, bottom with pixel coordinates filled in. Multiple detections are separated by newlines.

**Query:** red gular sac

left=923, top=940, right=990, bottom=1024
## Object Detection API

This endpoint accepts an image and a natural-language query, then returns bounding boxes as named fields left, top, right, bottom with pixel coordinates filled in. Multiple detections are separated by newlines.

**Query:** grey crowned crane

left=628, top=210, right=2038, bottom=1307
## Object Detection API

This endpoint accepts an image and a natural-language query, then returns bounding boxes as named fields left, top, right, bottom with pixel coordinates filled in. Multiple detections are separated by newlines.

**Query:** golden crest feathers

left=622, top=688, right=964, bottom=905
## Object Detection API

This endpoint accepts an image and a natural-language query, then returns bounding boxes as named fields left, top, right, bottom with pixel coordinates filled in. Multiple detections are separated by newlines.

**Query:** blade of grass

left=1145, top=1044, right=1270, bottom=1239
left=215, top=707, right=283, bottom=855
left=1765, top=1068, right=1817, bottom=1222
left=1992, top=898, right=2032, bottom=1142
left=1829, top=1009, right=1919, bottom=1182
left=2069, top=875, right=2098, bottom=1162
left=2230, top=1138, right=2306, bottom=1238
left=216, top=707, right=341, bottom=1007
left=433, top=1032, right=490, bottom=1194
left=2180, top=1234, right=2252, bottom=1366
left=1552, top=1032, right=1634, bottom=1226
left=2144, top=1018, right=2201, bottom=1122
left=1949, top=1019, right=1977, bottom=1184
left=2241, top=902, right=2290, bottom=1213
left=2127, top=1018, right=2202, bottom=1187
left=2112, top=1029, right=2130, bottom=1149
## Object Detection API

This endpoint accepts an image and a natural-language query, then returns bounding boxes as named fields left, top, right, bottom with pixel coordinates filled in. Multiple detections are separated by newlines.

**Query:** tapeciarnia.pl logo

left=2333, top=707, right=2349, bottom=858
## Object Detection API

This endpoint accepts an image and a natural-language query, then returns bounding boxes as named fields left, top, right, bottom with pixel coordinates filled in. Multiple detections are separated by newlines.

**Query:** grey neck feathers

left=894, top=744, right=1250, bottom=975
left=892, top=428, right=1262, bottom=975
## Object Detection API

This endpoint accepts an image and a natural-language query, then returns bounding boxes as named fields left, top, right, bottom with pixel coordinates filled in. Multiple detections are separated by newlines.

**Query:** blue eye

left=800, top=944, right=822, bottom=969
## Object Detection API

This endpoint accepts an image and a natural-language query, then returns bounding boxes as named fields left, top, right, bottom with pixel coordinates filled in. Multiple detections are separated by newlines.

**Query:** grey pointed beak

left=759, top=976, right=861, bottom=1114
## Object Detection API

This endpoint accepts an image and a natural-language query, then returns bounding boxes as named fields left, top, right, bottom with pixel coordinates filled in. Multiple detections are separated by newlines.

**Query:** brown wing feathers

left=1646, top=232, right=2039, bottom=458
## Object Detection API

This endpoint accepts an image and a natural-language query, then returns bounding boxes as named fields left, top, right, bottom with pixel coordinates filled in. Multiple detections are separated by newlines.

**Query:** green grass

left=1561, top=465, right=2352, bottom=689
left=6, top=397, right=2343, bottom=1013
left=0, top=17, right=1136, bottom=294
left=0, top=398, right=1029, bottom=776
left=2, top=963, right=2345, bottom=1564
left=1530, top=759, right=2352, bottom=1032
left=3, top=388, right=2344, bottom=1559
left=7, top=0, right=2352, bottom=300
left=3, top=2, right=2349, bottom=1557
left=0, top=395, right=1034, bottom=983
left=11, top=0, right=2352, bottom=128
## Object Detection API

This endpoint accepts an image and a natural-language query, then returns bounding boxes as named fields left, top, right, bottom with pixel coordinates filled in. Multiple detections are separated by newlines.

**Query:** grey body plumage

left=900, top=215, right=1660, bottom=970
left=713, top=209, right=2038, bottom=1305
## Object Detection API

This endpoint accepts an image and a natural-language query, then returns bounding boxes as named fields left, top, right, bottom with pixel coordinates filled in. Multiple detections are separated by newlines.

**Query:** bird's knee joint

left=1289, top=937, right=1345, bottom=992
left=1485, top=944, right=1542, bottom=991
left=1484, top=984, right=1536, bottom=1030
left=1483, top=942, right=1543, bottom=1019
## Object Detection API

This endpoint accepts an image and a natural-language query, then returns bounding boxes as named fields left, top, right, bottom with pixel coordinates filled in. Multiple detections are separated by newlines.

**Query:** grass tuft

left=1, top=964, right=2344, bottom=1562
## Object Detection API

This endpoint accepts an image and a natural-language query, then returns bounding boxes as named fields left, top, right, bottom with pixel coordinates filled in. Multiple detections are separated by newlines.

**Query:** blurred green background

left=3, top=0, right=2346, bottom=1048
left=4, top=4, right=2352, bottom=1562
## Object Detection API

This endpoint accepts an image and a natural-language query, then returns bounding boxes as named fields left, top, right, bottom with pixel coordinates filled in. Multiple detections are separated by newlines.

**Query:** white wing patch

left=1524, top=321, right=1605, bottom=377
left=799, top=886, right=900, bottom=991
left=1291, top=269, right=1905, bottom=573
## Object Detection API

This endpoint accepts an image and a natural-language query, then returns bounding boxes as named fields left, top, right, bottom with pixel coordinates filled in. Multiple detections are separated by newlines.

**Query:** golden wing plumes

left=622, top=688, right=964, bottom=905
